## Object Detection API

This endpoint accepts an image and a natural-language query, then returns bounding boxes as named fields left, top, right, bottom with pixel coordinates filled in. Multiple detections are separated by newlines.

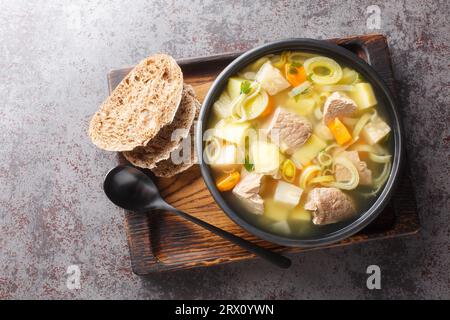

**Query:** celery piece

left=350, top=83, right=378, bottom=109
left=284, top=97, right=316, bottom=116
left=227, top=77, right=247, bottom=100
left=270, top=220, right=291, bottom=236
left=291, top=134, right=327, bottom=167
left=290, top=206, right=311, bottom=221
left=264, top=198, right=291, bottom=221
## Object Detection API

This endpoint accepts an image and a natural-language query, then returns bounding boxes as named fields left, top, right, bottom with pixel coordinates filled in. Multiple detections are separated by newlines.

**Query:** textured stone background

left=0, top=0, right=448, bottom=299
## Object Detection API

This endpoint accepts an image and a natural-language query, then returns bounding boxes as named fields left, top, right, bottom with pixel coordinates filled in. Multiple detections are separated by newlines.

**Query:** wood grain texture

left=108, top=34, right=420, bottom=274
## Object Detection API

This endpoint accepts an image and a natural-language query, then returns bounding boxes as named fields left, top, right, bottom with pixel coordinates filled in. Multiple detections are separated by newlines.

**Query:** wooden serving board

left=108, top=34, right=420, bottom=274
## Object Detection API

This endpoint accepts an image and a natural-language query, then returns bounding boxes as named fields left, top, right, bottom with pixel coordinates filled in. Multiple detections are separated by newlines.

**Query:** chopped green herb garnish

left=244, top=156, right=254, bottom=172
left=306, top=73, right=314, bottom=82
left=240, top=81, right=252, bottom=94
left=293, top=87, right=311, bottom=102
left=288, top=62, right=302, bottom=74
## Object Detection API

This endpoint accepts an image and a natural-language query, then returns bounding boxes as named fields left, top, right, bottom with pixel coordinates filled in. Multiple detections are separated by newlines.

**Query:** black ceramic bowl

left=196, top=38, right=403, bottom=247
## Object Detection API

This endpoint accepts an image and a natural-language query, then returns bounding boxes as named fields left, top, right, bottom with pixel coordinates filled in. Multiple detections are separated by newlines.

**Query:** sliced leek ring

left=361, top=161, right=392, bottom=198
left=323, top=156, right=360, bottom=190
left=230, top=94, right=246, bottom=121
left=304, top=56, right=343, bottom=85
left=309, top=175, right=335, bottom=184
left=352, top=112, right=372, bottom=138
left=242, top=90, right=269, bottom=120
left=339, top=67, right=360, bottom=84
left=317, top=150, right=333, bottom=167
left=281, top=159, right=297, bottom=183
left=374, top=161, right=391, bottom=186
left=231, top=83, right=268, bottom=122
left=369, top=153, right=391, bottom=163
left=350, top=143, right=376, bottom=153
left=299, top=165, right=321, bottom=189
left=270, top=52, right=289, bottom=69
left=314, top=91, right=331, bottom=109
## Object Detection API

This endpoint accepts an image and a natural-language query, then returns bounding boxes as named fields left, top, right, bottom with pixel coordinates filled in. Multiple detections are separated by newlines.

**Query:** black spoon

left=103, top=165, right=291, bottom=269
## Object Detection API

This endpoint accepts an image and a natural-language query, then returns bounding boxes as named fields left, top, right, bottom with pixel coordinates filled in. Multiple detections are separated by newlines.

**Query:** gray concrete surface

left=0, top=0, right=448, bottom=299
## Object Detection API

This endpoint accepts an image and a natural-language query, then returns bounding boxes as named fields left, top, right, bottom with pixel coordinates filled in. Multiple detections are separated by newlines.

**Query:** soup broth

left=205, top=51, right=393, bottom=239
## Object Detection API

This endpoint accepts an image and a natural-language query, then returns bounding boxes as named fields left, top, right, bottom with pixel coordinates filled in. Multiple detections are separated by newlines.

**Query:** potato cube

left=273, top=181, right=303, bottom=207
left=362, top=118, right=391, bottom=145
left=290, top=206, right=311, bottom=221
left=264, top=198, right=291, bottom=221
left=291, top=134, right=327, bottom=167
left=227, top=77, right=246, bottom=100
left=214, top=120, right=250, bottom=144
left=351, top=83, right=378, bottom=109
left=284, top=97, right=316, bottom=116
left=270, top=220, right=291, bottom=235
left=210, top=144, right=242, bottom=172
left=250, top=140, right=282, bottom=175
left=255, top=62, right=291, bottom=95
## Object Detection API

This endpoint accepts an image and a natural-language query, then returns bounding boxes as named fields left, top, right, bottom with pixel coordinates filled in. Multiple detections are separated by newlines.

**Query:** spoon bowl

left=103, top=165, right=291, bottom=269
left=104, top=165, right=164, bottom=212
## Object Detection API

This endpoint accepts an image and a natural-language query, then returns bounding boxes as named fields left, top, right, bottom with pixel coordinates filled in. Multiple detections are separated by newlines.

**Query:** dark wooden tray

left=107, top=33, right=420, bottom=274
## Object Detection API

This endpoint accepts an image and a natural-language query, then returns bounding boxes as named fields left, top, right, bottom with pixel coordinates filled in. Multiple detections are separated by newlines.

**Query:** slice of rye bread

left=151, top=92, right=201, bottom=178
left=88, top=54, right=183, bottom=151
left=122, top=84, right=197, bottom=169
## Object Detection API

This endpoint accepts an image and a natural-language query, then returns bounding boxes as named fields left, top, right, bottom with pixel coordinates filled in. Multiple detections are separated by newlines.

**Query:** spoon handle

left=169, top=207, right=291, bottom=269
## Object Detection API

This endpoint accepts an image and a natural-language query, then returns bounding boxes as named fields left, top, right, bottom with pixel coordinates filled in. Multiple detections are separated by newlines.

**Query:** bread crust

left=122, top=85, right=197, bottom=169
left=151, top=92, right=201, bottom=178
left=88, top=54, right=183, bottom=151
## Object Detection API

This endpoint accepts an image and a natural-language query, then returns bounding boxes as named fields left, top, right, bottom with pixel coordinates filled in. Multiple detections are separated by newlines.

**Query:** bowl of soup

left=196, top=39, right=403, bottom=247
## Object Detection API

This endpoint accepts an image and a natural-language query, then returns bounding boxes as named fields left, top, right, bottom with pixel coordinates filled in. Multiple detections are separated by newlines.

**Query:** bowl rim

left=196, top=38, right=403, bottom=247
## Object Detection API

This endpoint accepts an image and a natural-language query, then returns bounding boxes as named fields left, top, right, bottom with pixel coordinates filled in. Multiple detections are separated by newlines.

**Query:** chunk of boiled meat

left=232, top=173, right=265, bottom=215
left=304, top=187, right=356, bottom=225
left=264, top=107, right=312, bottom=154
left=323, top=92, right=357, bottom=125
left=335, top=151, right=373, bottom=186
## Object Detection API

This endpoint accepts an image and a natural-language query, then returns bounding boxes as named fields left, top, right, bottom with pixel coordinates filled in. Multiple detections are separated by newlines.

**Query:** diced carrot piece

left=285, top=64, right=307, bottom=87
left=359, top=152, right=368, bottom=160
left=303, top=161, right=312, bottom=167
left=216, top=171, right=241, bottom=192
left=328, top=118, right=352, bottom=145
